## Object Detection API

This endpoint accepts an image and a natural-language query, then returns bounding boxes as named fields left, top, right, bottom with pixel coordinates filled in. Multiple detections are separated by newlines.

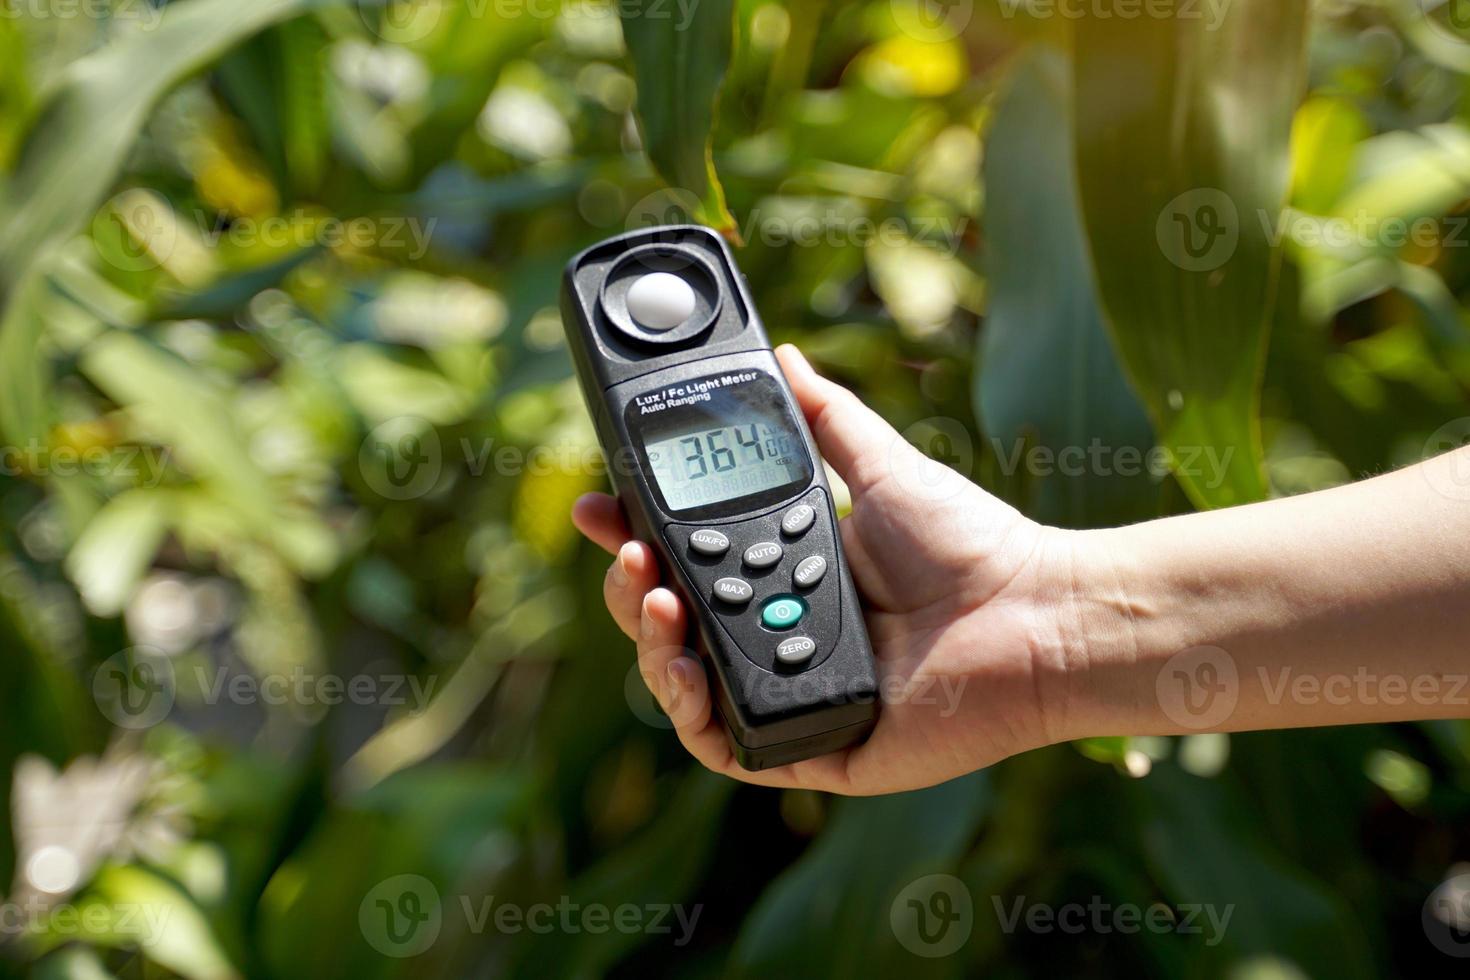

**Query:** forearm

left=1064, top=448, right=1470, bottom=738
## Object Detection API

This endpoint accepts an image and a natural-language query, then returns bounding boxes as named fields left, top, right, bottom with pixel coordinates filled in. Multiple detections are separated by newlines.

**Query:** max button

left=713, top=577, right=753, bottom=605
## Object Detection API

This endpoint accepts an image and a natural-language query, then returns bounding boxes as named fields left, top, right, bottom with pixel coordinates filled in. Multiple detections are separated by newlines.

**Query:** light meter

left=561, top=226, right=879, bottom=770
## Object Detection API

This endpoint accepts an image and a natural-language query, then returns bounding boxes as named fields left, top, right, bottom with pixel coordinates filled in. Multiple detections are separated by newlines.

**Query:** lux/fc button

left=689, top=529, right=730, bottom=557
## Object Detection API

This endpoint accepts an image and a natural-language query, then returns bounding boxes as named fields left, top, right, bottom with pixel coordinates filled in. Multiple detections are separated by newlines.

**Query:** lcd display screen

left=633, top=372, right=813, bottom=514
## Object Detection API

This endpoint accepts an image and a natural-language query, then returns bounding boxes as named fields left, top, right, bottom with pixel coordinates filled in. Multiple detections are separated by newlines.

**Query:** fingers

left=633, top=589, right=736, bottom=771
left=603, top=540, right=659, bottom=640
left=635, top=588, right=712, bottom=733
left=578, top=491, right=856, bottom=792
left=575, top=492, right=660, bottom=641
left=572, top=492, right=631, bottom=555
left=775, top=344, right=908, bottom=494
left=634, top=589, right=851, bottom=791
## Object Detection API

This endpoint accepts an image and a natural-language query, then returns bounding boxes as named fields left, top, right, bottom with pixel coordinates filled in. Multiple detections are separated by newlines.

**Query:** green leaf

left=978, top=47, right=1157, bottom=529
left=63, top=488, right=171, bottom=617
left=0, top=0, right=327, bottom=285
left=0, top=0, right=329, bottom=446
left=79, top=331, right=334, bottom=575
left=257, top=764, right=535, bottom=979
left=1134, top=766, right=1374, bottom=979
left=513, top=770, right=734, bottom=978
left=0, top=267, right=56, bottom=449
left=41, top=864, right=241, bottom=980
left=215, top=19, right=330, bottom=198
left=30, top=946, right=116, bottom=980
left=1071, top=2, right=1310, bottom=508
left=79, top=333, right=275, bottom=521
left=151, top=246, right=324, bottom=322
left=619, top=0, right=738, bottom=235
left=1288, top=96, right=1369, bottom=215
left=730, top=774, right=990, bottom=978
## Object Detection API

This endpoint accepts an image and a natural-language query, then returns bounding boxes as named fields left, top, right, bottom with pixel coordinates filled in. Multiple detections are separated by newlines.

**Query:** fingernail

left=782, top=344, right=813, bottom=376
left=667, top=658, right=691, bottom=690
left=611, top=547, right=631, bottom=588
left=639, top=601, right=656, bottom=639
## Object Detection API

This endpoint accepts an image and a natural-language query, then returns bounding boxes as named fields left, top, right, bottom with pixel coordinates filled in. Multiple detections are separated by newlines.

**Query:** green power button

left=760, top=595, right=807, bottom=631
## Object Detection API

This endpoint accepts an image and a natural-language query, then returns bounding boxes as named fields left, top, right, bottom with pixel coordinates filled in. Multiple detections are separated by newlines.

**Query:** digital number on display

left=645, top=422, right=803, bottom=510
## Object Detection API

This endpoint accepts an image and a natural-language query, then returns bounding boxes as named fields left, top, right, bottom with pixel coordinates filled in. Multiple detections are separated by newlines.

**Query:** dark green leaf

left=620, top=0, right=738, bottom=235
left=978, top=46, right=1157, bottom=529
left=1134, top=766, right=1374, bottom=979
left=730, top=774, right=990, bottom=978
left=512, top=770, right=734, bottom=979
left=0, top=0, right=332, bottom=447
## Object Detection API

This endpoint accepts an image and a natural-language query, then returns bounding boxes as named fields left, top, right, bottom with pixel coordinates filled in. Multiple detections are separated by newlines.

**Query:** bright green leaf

left=64, top=489, right=171, bottom=617
left=1071, top=2, right=1310, bottom=508
left=46, top=864, right=240, bottom=980
left=0, top=0, right=332, bottom=448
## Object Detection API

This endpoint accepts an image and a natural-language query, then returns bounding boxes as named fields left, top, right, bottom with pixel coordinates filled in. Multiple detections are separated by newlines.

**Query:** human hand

left=572, top=344, right=1088, bottom=795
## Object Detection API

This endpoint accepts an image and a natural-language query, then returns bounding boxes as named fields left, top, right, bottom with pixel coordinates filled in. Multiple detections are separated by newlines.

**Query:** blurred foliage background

left=1, top=0, right=1469, bottom=976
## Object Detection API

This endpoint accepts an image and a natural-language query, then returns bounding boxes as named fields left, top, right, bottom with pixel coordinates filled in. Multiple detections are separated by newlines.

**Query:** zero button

left=776, top=636, right=817, bottom=666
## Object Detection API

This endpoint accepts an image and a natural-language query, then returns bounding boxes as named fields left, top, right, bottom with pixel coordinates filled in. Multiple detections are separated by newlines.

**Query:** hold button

left=781, top=503, right=816, bottom=537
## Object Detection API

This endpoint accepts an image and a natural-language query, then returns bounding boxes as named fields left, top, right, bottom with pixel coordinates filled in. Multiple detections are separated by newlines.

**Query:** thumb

left=776, top=343, right=911, bottom=494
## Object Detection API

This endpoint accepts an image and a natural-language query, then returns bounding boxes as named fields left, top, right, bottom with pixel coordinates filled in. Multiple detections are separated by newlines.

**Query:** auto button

left=743, top=542, right=783, bottom=570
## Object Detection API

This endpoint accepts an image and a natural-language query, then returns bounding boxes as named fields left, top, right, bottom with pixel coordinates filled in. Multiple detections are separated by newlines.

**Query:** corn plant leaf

left=50, top=865, right=240, bottom=980
left=619, top=0, right=737, bottom=236
left=730, top=773, right=989, bottom=977
left=0, top=0, right=329, bottom=447
left=978, top=46, right=1157, bottom=529
left=514, top=769, right=734, bottom=976
left=1136, top=766, right=1375, bottom=978
left=63, top=488, right=172, bottom=617
left=0, top=0, right=329, bottom=282
left=79, top=331, right=335, bottom=575
left=1071, top=2, right=1310, bottom=508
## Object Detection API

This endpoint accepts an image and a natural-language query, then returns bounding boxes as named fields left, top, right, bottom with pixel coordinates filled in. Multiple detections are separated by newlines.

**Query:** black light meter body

left=561, top=225, right=879, bottom=770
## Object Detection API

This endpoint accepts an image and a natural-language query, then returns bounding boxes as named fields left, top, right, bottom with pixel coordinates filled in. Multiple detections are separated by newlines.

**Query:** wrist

left=1033, top=524, right=1166, bottom=743
left=1005, top=524, right=1131, bottom=747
